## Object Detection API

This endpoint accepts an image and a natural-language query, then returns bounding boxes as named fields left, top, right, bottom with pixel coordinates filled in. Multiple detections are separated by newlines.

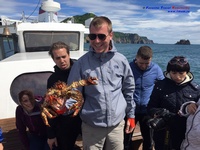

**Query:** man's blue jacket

left=130, top=59, right=164, bottom=114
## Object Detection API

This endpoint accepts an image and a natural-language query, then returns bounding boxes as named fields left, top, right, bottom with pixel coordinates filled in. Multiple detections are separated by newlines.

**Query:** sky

left=0, top=0, right=200, bottom=44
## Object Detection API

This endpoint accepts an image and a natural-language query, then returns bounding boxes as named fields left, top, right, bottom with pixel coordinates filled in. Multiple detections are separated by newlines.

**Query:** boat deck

left=0, top=118, right=143, bottom=150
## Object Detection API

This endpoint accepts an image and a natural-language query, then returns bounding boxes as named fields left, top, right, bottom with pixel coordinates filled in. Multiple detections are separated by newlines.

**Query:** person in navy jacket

left=147, top=56, right=200, bottom=150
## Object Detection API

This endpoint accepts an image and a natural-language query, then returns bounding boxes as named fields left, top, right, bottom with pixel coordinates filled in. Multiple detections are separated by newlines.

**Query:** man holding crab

left=46, top=41, right=82, bottom=150
left=67, top=16, right=136, bottom=150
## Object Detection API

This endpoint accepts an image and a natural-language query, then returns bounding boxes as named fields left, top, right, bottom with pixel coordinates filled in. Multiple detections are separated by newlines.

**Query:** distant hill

left=62, top=13, right=154, bottom=44
left=62, top=13, right=96, bottom=25
left=113, top=32, right=153, bottom=44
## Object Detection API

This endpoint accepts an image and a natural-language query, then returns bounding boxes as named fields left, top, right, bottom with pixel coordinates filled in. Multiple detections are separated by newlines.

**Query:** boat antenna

left=21, top=11, right=26, bottom=22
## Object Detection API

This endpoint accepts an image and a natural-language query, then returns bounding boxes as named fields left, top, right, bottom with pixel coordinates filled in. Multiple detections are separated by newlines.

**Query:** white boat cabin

left=0, top=0, right=90, bottom=119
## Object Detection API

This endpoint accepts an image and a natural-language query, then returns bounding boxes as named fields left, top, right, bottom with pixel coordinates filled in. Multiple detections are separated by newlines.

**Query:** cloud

left=159, top=0, right=187, bottom=4
left=1, top=0, right=200, bottom=44
left=59, top=0, right=200, bottom=44
left=188, top=9, right=200, bottom=19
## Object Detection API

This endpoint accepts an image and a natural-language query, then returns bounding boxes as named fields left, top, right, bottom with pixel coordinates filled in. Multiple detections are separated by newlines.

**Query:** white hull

left=0, top=53, right=54, bottom=119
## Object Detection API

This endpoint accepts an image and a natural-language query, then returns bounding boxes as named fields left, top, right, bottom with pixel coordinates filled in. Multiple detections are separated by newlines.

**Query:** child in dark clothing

left=15, top=90, right=49, bottom=150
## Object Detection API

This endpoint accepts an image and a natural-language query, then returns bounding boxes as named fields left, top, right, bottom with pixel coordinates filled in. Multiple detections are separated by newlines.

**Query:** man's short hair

left=89, top=16, right=112, bottom=33
left=137, top=46, right=153, bottom=60
left=49, top=41, right=70, bottom=59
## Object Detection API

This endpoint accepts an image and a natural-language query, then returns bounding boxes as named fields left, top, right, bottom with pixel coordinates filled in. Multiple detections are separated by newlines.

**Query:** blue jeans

left=29, top=134, right=50, bottom=150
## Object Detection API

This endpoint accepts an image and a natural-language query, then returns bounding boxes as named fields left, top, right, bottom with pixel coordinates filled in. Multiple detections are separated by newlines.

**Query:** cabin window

left=10, top=72, right=53, bottom=105
left=24, top=31, right=80, bottom=52
left=0, top=34, right=18, bottom=60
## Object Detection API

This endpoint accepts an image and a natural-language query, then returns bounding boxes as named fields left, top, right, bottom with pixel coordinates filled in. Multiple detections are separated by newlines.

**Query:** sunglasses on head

left=88, top=34, right=108, bottom=41
left=169, top=56, right=188, bottom=65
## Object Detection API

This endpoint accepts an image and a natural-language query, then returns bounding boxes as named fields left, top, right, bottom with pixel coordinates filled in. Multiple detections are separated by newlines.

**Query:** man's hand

left=0, top=143, right=3, bottom=150
left=125, top=118, right=135, bottom=134
left=187, top=103, right=198, bottom=114
left=47, top=138, right=58, bottom=150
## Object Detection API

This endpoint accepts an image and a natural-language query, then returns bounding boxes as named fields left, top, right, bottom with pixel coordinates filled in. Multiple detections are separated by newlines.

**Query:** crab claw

left=87, top=77, right=98, bottom=85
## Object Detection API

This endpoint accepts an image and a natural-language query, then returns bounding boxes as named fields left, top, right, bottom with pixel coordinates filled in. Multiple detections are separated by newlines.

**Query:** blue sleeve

left=0, top=128, right=3, bottom=142
left=123, top=58, right=136, bottom=118
left=67, top=61, right=83, bottom=91
left=157, top=65, right=164, bottom=80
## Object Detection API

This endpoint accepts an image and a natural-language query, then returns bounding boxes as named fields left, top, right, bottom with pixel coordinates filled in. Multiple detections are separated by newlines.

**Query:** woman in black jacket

left=147, top=56, right=200, bottom=150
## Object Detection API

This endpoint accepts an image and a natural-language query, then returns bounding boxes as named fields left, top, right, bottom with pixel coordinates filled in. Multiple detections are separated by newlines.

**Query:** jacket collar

left=88, top=40, right=117, bottom=61
left=164, top=71, right=193, bottom=85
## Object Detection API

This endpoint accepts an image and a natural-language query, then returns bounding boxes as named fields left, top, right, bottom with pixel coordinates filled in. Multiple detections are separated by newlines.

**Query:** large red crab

left=41, top=77, right=98, bottom=126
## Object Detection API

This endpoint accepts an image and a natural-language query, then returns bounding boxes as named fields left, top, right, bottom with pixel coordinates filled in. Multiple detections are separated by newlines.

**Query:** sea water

left=84, top=43, right=200, bottom=84
left=3, top=42, right=200, bottom=84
